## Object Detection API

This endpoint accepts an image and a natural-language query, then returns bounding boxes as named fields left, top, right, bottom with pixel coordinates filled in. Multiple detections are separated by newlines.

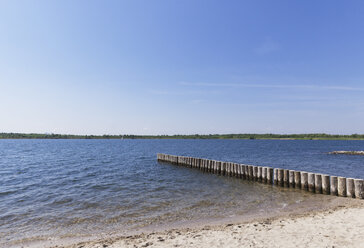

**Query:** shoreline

left=2, top=138, right=364, bottom=140
left=52, top=197, right=364, bottom=248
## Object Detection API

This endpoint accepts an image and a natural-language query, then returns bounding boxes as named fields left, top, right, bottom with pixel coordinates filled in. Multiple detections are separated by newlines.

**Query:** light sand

left=61, top=199, right=364, bottom=248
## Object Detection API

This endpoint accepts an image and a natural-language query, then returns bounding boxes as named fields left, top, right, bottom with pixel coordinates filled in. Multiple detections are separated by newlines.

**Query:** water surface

left=0, top=139, right=363, bottom=247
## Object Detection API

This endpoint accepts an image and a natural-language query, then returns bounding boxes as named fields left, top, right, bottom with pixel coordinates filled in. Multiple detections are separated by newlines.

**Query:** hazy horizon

left=1, top=132, right=363, bottom=137
left=1, top=0, right=364, bottom=135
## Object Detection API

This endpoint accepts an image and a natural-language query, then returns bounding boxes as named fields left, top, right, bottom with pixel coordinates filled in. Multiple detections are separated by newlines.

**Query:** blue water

left=0, top=139, right=363, bottom=247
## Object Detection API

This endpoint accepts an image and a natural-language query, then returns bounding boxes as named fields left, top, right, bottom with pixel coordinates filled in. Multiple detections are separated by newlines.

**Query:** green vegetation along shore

left=1, top=133, right=364, bottom=140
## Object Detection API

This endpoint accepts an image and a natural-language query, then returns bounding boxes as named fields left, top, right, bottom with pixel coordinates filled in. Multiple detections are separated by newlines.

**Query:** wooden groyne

left=157, top=153, right=364, bottom=199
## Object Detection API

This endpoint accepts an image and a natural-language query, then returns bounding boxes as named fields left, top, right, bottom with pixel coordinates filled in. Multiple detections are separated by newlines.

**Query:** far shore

left=52, top=197, right=364, bottom=248
left=1, top=132, right=364, bottom=140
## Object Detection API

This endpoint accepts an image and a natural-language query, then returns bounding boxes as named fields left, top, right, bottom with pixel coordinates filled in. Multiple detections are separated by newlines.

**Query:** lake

left=1, top=139, right=363, bottom=247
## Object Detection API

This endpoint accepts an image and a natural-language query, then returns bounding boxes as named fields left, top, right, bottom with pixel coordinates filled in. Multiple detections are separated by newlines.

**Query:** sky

left=1, top=0, right=364, bottom=135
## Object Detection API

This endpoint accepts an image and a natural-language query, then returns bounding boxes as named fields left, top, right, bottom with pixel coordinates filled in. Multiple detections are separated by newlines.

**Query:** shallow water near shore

left=1, top=139, right=364, bottom=247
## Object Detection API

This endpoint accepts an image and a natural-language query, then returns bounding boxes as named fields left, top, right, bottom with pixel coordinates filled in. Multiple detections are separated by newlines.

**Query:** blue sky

left=1, top=0, right=364, bottom=135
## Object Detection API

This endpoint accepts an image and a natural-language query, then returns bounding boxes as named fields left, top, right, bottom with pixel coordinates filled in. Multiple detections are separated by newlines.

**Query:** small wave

left=49, top=197, right=74, bottom=206
left=0, top=190, right=17, bottom=197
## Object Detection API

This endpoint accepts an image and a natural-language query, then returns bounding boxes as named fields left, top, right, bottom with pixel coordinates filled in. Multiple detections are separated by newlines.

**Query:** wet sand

left=58, top=198, right=364, bottom=248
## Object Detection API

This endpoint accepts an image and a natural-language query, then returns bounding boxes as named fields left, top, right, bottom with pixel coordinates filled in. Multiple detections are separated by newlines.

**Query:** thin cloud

left=179, top=82, right=364, bottom=91
left=149, top=89, right=221, bottom=96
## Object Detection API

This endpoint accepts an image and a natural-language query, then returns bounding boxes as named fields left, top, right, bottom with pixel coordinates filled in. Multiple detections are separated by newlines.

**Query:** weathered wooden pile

left=157, top=153, right=364, bottom=199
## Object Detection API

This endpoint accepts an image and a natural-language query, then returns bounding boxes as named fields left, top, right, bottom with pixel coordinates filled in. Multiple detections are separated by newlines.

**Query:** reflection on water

left=0, top=139, right=363, bottom=247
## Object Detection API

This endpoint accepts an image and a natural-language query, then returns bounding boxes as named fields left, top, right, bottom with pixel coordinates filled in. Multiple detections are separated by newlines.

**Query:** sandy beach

left=59, top=198, right=364, bottom=248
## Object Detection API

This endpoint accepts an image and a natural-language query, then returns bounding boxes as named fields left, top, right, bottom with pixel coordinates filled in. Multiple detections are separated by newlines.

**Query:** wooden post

left=338, top=177, right=347, bottom=197
left=241, top=164, right=246, bottom=179
left=252, top=166, right=258, bottom=181
left=274, top=168, right=278, bottom=185
left=249, top=166, right=253, bottom=180
left=283, top=169, right=289, bottom=187
left=294, top=171, right=301, bottom=188
left=223, top=162, right=228, bottom=176
left=240, top=164, right=245, bottom=179
left=289, top=170, right=295, bottom=187
left=245, top=165, right=249, bottom=180
left=262, top=167, right=267, bottom=183
left=267, top=167, right=273, bottom=184
left=315, top=174, right=322, bottom=194
left=217, top=161, right=221, bottom=174
left=354, top=179, right=364, bottom=199
left=308, top=173, right=315, bottom=192
left=257, top=167, right=262, bottom=182
left=322, top=175, right=330, bottom=195
left=277, top=169, right=284, bottom=187
left=346, top=178, right=355, bottom=198
left=177, top=156, right=181, bottom=165
left=237, top=163, right=241, bottom=178
left=301, top=172, right=308, bottom=191
left=330, top=176, right=338, bottom=196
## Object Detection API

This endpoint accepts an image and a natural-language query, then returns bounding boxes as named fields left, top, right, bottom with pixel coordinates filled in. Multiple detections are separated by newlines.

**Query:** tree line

left=1, top=132, right=364, bottom=140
